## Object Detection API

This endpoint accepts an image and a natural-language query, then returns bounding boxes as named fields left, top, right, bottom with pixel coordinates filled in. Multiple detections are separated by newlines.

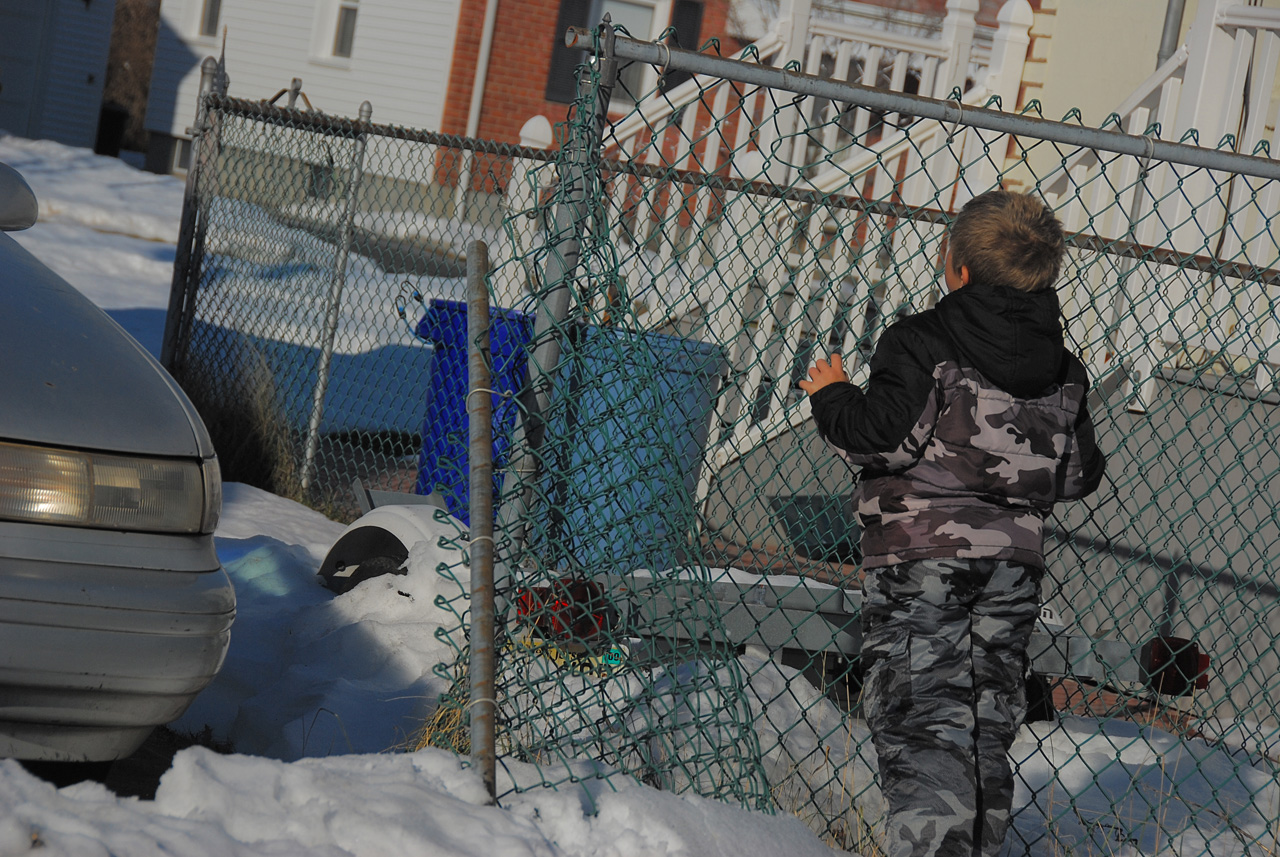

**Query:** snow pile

left=1009, top=717, right=1280, bottom=855
left=0, top=134, right=184, bottom=242
left=0, top=746, right=840, bottom=857
left=175, top=485, right=471, bottom=760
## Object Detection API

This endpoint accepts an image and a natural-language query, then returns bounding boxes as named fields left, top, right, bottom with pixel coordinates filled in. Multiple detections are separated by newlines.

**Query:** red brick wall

left=442, top=0, right=1040, bottom=147
left=442, top=0, right=743, bottom=146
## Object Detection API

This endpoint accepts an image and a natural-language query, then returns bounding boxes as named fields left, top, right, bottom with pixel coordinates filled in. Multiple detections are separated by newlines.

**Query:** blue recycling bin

left=414, top=301, right=533, bottom=526
left=416, top=300, right=725, bottom=573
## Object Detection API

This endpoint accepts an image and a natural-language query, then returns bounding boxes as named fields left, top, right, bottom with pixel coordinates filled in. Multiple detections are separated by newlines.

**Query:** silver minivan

left=0, top=162, right=234, bottom=763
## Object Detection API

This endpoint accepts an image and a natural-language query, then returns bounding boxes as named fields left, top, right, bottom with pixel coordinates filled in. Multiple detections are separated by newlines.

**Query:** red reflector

left=1141, top=636, right=1209, bottom=697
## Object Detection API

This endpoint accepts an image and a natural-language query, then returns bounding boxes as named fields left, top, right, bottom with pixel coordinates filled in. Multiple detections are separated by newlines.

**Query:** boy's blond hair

left=948, top=190, right=1065, bottom=292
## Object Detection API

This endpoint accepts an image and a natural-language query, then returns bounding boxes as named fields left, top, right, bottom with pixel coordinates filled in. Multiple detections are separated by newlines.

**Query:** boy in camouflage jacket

left=800, top=190, right=1106, bottom=857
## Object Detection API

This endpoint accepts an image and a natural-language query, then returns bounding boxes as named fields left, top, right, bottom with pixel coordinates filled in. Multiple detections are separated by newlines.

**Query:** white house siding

left=145, top=0, right=462, bottom=146
left=0, top=0, right=114, bottom=148
left=0, top=2, right=52, bottom=138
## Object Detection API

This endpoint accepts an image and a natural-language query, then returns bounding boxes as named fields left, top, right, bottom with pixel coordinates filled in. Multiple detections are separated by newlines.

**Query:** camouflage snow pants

left=861, top=558, right=1041, bottom=857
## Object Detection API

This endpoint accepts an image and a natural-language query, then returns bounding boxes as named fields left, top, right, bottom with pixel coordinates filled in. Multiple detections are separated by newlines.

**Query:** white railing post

left=1175, top=0, right=1246, bottom=149
left=757, top=0, right=812, bottom=184
left=987, top=0, right=1033, bottom=111
left=776, top=0, right=812, bottom=70
left=492, top=115, right=554, bottom=309
left=935, top=0, right=979, bottom=98
left=957, top=0, right=1032, bottom=201
left=1133, top=0, right=1245, bottom=409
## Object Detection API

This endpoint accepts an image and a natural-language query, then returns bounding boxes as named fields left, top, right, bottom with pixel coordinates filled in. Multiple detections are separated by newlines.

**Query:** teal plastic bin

left=536, top=326, right=726, bottom=573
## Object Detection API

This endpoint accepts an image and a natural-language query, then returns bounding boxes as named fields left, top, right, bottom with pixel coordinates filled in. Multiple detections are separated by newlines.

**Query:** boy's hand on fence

left=799, top=354, right=849, bottom=397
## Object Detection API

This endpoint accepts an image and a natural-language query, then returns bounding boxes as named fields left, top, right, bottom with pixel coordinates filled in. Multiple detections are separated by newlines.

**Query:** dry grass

left=768, top=744, right=885, bottom=856
left=760, top=655, right=885, bottom=855
left=412, top=664, right=472, bottom=754
left=179, top=336, right=355, bottom=519
left=180, top=339, right=298, bottom=494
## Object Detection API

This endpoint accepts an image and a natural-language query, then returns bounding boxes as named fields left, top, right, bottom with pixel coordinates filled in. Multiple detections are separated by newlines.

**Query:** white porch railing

left=1041, top=0, right=1280, bottom=408
left=494, top=0, right=1037, bottom=503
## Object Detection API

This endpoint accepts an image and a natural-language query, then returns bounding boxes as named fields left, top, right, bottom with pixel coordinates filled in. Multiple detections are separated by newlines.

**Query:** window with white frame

left=173, top=138, right=193, bottom=173
left=545, top=0, right=701, bottom=105
left=332, top=0, right=359, bottom=58
left=198, top=0, right=221, bottom=37
left=596, top=0, right=662, bottom=102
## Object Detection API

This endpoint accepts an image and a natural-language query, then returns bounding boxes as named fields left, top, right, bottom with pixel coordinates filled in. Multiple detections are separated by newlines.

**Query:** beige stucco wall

left=1030, top=0, right=1280, bottom=124
left=1012, top=0, right=1280, bottom=187
left=1033, top=0, right=1167, bottom=126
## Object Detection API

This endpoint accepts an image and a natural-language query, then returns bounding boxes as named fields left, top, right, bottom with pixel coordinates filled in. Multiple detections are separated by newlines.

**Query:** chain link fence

left=163, top=83, right=555, bottom=520
left=167, top=24, right=1280, bottom=856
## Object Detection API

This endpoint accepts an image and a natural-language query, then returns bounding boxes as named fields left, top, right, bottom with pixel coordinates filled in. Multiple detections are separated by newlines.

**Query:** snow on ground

left=0, top=742, right=837, bottom=857
left=0, top=482, right=843, bottom=857
left=0, top=135, right=183, bottom=243
left=2, top=134, right=1279, bottom=857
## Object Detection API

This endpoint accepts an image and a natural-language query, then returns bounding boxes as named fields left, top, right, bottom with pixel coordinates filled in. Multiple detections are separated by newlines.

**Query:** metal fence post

left=493, top=23, right=618, bottom=593
left=467, top=240, right=497, bottom=803
left=161, top=56, right=221, bottom=373
left=301, top=100, right=373, bottom=492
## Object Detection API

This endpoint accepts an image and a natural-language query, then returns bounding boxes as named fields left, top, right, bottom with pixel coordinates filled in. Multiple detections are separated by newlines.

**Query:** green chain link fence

left=167, top=24, right=1280, bottom=856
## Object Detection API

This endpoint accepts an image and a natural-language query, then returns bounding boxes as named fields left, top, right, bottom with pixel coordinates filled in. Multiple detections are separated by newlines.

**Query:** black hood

left=935, top=280, right=1065, bottom=397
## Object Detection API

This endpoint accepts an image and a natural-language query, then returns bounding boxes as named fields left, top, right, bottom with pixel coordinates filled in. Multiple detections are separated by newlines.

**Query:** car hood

left=0, top=233, right=213, bottom=459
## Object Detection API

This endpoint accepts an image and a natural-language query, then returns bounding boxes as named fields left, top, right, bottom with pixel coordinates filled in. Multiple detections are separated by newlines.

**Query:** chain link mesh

left=169, top=27, right=1280, bottom=855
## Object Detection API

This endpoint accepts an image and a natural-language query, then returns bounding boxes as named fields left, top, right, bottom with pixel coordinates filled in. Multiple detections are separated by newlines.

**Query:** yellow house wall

left=1033, top=0, right=1167, bottom=126
left=1011, top=0, right=1280, bottom=189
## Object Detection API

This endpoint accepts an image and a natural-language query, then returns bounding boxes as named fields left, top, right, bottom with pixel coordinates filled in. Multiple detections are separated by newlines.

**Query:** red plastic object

left=515, top=577, right=615, bottom=644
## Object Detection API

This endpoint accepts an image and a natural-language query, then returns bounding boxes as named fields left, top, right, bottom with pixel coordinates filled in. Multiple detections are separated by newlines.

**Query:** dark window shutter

left=659, top=0, right=703, bottom=94
left=545, top=0, right=593, bottom=103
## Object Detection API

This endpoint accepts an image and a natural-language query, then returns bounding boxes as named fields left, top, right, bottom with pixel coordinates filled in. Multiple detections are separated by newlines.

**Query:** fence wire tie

left=468, top=697, right=498, bottom=710
left=1141, top=133, right=1156, bottom=162
left=945, top=94, right=964, bottom=142
left=657, top=41, right=672, bottom=76
left=469, top=535, right=497, bottom=548
left=467, top=387, right=511, bottom=402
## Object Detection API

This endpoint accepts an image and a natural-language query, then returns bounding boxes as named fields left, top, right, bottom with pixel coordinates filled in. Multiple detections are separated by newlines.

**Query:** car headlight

left=0, top=441, right=221, bottom=534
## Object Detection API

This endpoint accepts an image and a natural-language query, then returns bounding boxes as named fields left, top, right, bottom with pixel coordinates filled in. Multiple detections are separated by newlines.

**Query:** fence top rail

left=204, top=93, right=560, bottom=162
left=574, top=27, right=1280, bottom=182
left=598, top=157, right=1280, bottom=286
left=604, top=31, right=785, bottom=144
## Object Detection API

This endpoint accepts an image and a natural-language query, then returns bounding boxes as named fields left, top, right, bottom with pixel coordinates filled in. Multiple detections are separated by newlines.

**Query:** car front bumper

left=0, top=522, right=235, bottom=761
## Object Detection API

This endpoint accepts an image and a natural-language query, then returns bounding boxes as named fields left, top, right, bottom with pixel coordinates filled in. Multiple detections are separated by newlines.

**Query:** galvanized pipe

left=527, top=25, right=618, bottom=422
left=467, top=239, right=497, bottom=803
left=455, top=0, right=502, bottom=218
left=301, top=100, right=373, bottom=492
left=494, top=25, right=619, bottom=591
left=1158, top=0, right=1187, bottom=68
left=160, top=56, right=219, bottom=372
left=577, top=27, right=1280, bottom=181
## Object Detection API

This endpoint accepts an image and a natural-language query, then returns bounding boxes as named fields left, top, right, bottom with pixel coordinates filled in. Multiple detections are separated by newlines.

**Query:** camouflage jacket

left=809, top=280, right=1106, bottom=569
